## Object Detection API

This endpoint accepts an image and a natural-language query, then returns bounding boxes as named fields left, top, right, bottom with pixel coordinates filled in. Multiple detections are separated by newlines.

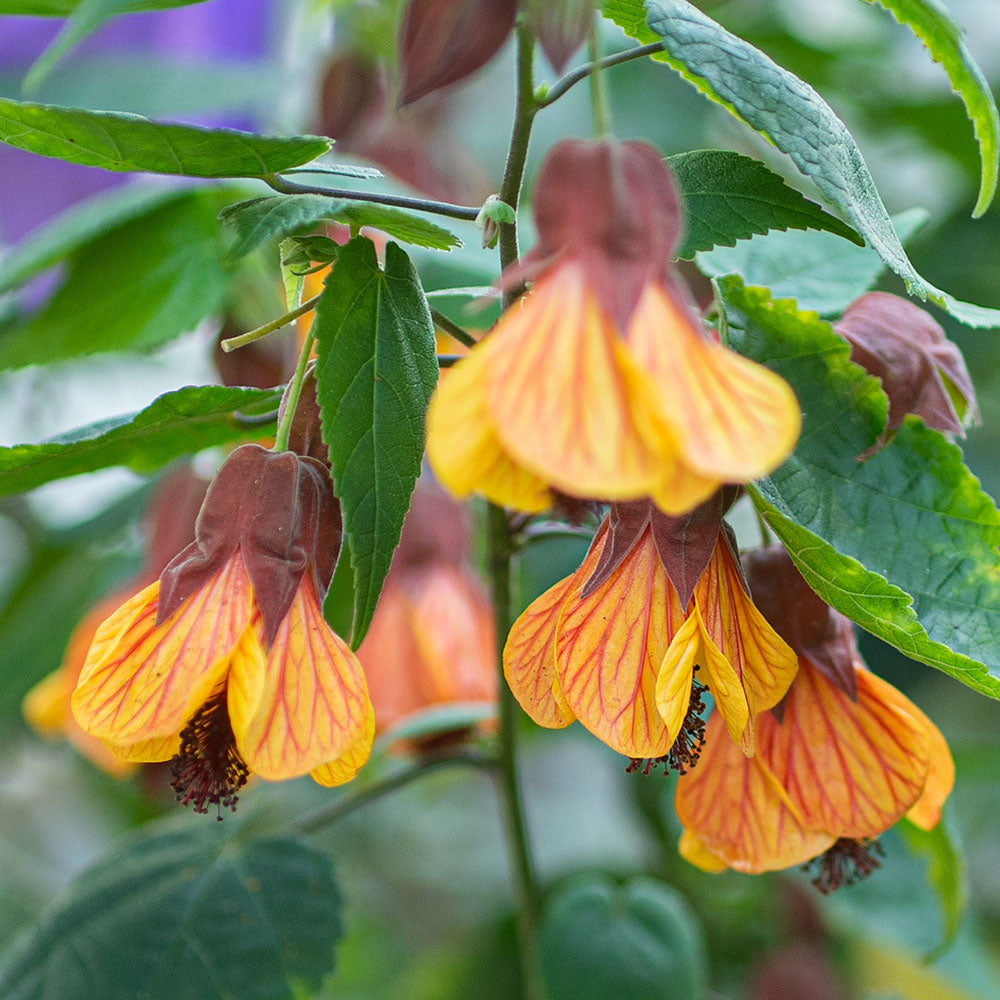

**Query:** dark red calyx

left=518, top=139, right=686, bottom=328
left=157, top=444, right=342, bottom=646
left=834, top=292, right=979, bottom=439
left=397, top=0, right=518, bottom=106
left=524, top=0, right=594, bottom=73
left=142, top=466, right=208, bottom=579
left=745, top=546, right=858, bottom=700
left=804, top=838, right=884, bottom=895
left=169, top=687, right=249, bottom=820
left=319, top=51, right=386, bottom=142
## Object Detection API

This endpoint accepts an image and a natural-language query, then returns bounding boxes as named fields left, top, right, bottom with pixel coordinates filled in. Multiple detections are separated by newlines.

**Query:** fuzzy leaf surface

left=718, top=277, right=1000, bottom=698
left=0, top=385, right=281, bottom=495
left=0, top=827, right=342, bottom=1000
left=603, top=0, right=1000, bottom=328
left=668, top=149, right=861, bottom=259
left=314, top=238, right=438, bottom=646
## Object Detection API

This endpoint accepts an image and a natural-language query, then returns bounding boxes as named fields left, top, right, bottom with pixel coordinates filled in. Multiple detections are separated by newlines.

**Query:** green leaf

left=540, top=875, right=707, bottom=1000
left=25, top=1, right=210, bottom=90
left=0, top=1, right=75, bottom=11
left=220, top=194, right=348, bottom=260
left=0, top=385, right=281, bottom=496
left=697, top=208, right=928, bottom=317
left=717, top=276, right=1000, bottom=698
left=0, top=183, right=185, bottom=295
left=0, top=97, right=329, bottom=177
left=314, top=238, right=438, bottom=646
left=898, top=814, right=966, bottom=960
left=221, top=194, right=461, bottom=260
left=864, top=0, right=999, bottom=218
left=338, top=202, right=462, bottom=250
left=0, top=190, right=231, bottom=369
left=604, top=0, right=1000, bottom=329
left=373, top=702, right=496, bottom=752
left=282, top=235, right=340, bottom=270
left=667, top=149, right=862, bottom=259
left=0, top=827, right=342, bottom=1000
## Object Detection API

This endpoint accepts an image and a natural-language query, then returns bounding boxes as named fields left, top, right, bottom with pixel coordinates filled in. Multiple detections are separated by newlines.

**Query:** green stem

left=498, top=22, right=539, bottom=306
left=293, top=750, right=496, bottom=835
left=536, top=41, right=665, bottom=109
left=492, top=27, right=547, bottom=1000
left=220, top=294, right=320, bottom=352
left=264, top=174, right=482, bottom=222
left=430, top=307, right=478, bottom=348
left=273, top=330, right=315, bottom=452
left=587, top=17, right=611, bottom=138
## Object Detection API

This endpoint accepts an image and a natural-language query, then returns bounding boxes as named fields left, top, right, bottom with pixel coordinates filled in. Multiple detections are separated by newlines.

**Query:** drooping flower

left=23, top=465, right=210, bottom=777
left=72, top=443, right=374, bottom=815
left=427, top=139, right=801, bottom=516
left=675, top=546, right=954, bottom=890
left=503, top=495, right=798, bottom=766
left=358, top=478, right=496, bottom=745
left=834, top=291, right=979, bottom=440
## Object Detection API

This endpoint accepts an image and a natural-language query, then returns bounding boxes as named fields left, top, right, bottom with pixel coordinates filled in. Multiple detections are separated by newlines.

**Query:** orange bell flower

left=503, top=496, right=798, bottom=765
left=358, top=479, right=496, bottom=743
left=427, top=139, right=800, bottom=516
left=71, top=444, right=374, bottom=815
left=675, top=547, right=954, bottom=891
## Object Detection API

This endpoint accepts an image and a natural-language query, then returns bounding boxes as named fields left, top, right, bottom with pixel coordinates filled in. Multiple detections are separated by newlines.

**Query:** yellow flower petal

left=72, top=556, right=254, bottom=747
left=691, top=542, right=799, bottom=752
left=228, top=576, right=374, bottom=782
left=761, top=661, right=931, bottom=839
left=556, top=528, right=682, bottom=757
left=677, top=829, right=728, bottom=873
left=23, top=668, right=70, bottom=736
left=504, top=573, right=578, bottom=729
left=653, top=612, right=698, bottom=747
left=627, top=282, right=801, bottom=482
left=906, top=701, right=955, bottom=831
left=426, top=333, right=551, bottom=512
left=101, top=733, right=180, bottom=763
left=675, top=713, right=834, bottom=873
left=486, top=264, right=664, bottom=501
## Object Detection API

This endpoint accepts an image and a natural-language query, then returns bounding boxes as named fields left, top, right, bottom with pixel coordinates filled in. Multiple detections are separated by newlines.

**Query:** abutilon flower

left=834, top=291, right=979, bottom=441
left=71, top=443, right=375, bottom=815
left=503, top=494, right=798, bottom=767
left=675, top=546, right=954, bottom=891
left=427, top=139, right=801, bottom=516
left=358, top=478, right=497, bottom=745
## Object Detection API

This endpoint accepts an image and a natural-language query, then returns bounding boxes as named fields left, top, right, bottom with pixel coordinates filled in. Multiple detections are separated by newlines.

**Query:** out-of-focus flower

left=675, top=546, right=954, bottom=891
left=427, top=139, right=801, bottom=516
left=503, top=495, right=797, bottom=765
left=523, top=0, right=594, bottom=73
left=358, top=479, right=496, bottom=744
left=22, top=466, right=210, bottom=776
left=72, top=443, right=374, bottom=814
left=397, top=0, right=519, bottom=106
left=834, top=291, right=979, bottom=439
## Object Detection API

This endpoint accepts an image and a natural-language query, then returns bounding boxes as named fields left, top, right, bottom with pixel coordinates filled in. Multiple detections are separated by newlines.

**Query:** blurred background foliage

left=1, top=1, right=1000, bottom=997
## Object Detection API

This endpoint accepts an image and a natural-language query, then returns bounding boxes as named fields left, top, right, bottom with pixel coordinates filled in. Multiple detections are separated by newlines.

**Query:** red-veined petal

left=627, top=282, right=800, bottom=482
left=71, top=556, right=253, bottom=748
left=556, top=528, right=682, bottom=757
left=760, top=660, right=931, bottom=839
left=426, top=335, right=552, bottom=512
left=487, top=264, right=664, bottom=501
left=228, top=576, right=374, bottom=782
left=906, top=702, right=955, bottom=831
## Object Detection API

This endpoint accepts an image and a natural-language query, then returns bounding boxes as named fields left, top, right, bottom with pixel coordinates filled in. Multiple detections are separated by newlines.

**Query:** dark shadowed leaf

left=668, top=149, right=861, bottom=258
left=0, top=825, right=342, bottom=1000
left=314, top=238, right=438, bottom=646
left=540, top=874, right=707, bottom=1000
left=719, top=276, right=1000, bottom=699
left=0, top=385, right=281, bottom=496
left=0, top=97, right=329, bottom=177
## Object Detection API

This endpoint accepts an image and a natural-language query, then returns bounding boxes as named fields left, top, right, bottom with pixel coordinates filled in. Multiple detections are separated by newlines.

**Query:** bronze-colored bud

left=523, top=0, right=594, bottom=73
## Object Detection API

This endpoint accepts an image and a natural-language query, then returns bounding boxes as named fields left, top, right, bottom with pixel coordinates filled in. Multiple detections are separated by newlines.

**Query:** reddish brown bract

left=523, top=0, right=594, bottom=73
left=398, top=0, right=518, bottom=106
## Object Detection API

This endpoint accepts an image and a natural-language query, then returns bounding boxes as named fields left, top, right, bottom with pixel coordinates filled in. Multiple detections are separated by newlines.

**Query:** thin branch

left=220, top=294, right=321, bottom=352
left=437, top=353, right=462, bottom=368
left=430, top=307, right=478, bottom=348
left=293, top=749, right=496, bottom=835
left=537, top=41, right=666, bottom=108
left=264, top=173, right=482, bottom=222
